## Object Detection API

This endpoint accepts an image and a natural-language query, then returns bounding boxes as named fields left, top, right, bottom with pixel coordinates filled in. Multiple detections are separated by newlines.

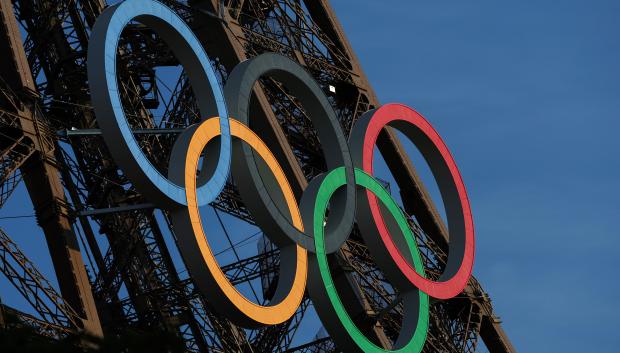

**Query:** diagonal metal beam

left=0, top=0, right=103, bottom=337
left=0, top=227, right=82, bottom=329
left=0, top=129, right=35, bottom=208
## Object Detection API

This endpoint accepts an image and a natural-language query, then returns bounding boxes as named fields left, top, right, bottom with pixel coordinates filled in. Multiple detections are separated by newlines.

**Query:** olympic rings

left=225, top=53, right=356, bottom=254
left=349, top=104, right=475, bottom=299
left=88, top=0, right=476, bottom=350
left=87, top=0, right=230, bottom=208
left=169, top=118, right=307, bottom=327
left=303, top=167, right=429, bottom=353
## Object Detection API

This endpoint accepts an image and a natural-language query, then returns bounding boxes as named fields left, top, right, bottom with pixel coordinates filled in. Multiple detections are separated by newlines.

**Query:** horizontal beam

left=78, top=203, right=155, bottom=217
left=57, top=128, right=186, bottom=137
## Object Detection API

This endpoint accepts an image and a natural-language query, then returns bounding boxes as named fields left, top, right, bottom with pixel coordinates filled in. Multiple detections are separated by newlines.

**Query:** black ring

left=224, top=53, right=355, bottom=254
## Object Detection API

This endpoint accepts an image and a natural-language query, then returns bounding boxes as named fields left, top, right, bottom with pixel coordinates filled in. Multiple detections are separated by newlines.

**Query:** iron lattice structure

left=0, top=0, right=517, bottom=352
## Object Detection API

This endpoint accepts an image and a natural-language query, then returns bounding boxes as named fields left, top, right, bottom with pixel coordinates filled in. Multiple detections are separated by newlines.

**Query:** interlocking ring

left=168, top=118, right=307, bottom=328
left=88, top=0, right=230, bottom=208
left=225, top=53, right=356, bottom=254
left=349, top=104, right=475, bottom=299
left=88, top=1, right=475, bottom=351
left=301, top=167, right=429, bottom=353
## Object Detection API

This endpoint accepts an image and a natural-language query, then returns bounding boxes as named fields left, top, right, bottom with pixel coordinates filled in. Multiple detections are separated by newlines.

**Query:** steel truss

left=0, top=0, right=516, bottom=352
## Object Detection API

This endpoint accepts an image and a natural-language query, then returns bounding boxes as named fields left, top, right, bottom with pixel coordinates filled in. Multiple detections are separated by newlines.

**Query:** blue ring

left=87, top=0, right=230, bottom=207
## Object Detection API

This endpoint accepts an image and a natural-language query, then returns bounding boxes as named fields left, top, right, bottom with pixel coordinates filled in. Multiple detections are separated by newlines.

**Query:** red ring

left=361, top=103, right=474, bottom=299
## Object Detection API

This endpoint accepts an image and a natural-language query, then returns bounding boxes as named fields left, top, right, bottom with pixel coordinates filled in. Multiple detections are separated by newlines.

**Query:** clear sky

left=329, top=0, right=620, bottom=352
left=0, top=1, right=618, bottom=352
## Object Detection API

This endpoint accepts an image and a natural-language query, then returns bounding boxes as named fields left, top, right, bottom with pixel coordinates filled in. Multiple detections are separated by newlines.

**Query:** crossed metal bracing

left=0, top=129, right=34, bottom=207
left=0, top=304, right=71, bottom=339
left=0, top=228, right=82, bottom=329
left=0, top=0, right=516, bottom=352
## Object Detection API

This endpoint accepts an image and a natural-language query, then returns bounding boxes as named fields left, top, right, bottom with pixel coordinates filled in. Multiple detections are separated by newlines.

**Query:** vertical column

left=0, top=0, right=102, bottom=337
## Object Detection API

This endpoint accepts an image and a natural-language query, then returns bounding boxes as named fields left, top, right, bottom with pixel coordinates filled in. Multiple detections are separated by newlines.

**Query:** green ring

left=313, top=167, right=429, bottom=352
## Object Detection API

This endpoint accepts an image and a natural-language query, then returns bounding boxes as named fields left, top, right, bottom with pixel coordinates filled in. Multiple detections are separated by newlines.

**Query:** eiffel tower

left=0, top=0, right=516, bottom=351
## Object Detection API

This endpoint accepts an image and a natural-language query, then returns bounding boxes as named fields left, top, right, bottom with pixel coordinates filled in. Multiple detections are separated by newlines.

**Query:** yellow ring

left=184, top=117, right=307, bottom=325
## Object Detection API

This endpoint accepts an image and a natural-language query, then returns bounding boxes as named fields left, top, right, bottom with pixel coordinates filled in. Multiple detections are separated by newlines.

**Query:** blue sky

left=1, top=0, right=619, bottom=352
left=329, top=0, right=620, bottom=351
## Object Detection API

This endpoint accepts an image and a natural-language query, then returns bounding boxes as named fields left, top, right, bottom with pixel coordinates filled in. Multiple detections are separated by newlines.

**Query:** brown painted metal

left=0, top=0, right=102, bottom=337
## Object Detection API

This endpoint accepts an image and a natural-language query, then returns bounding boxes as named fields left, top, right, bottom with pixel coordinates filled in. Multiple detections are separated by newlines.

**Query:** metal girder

left=7, top=0, right=213, bottom=349
left=0, top=228, right=82, bottom=329
left=0, top=0, right=102, bottom=336
left=0, top=130, right=35, bottom=208
left=9, top=0, right=254, bottom=350
left=251, top=296, right=311, bottom=352
left=0, top=304, right=72, bottom=339
left=284, top=337, right=335, bottom=353
left=221, top=248, right=278, bottom=286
